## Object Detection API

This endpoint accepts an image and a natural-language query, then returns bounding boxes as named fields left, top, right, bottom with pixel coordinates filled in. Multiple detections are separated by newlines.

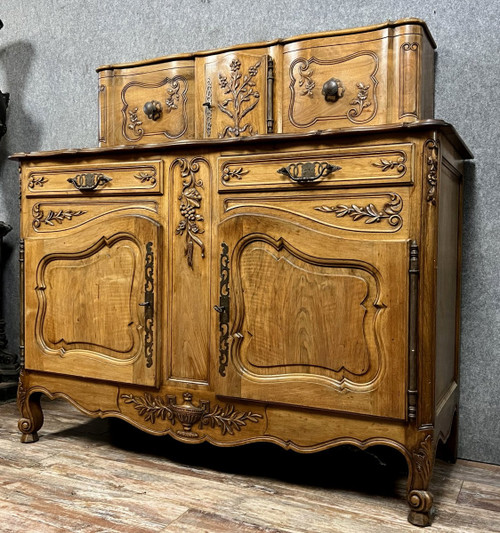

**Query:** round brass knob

left=143, top=100, right=162, bottom=121
left=322, top=78, right=344, bottom=103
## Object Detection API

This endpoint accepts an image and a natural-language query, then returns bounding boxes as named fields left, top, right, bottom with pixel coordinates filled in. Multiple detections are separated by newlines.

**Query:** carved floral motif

left=221, top=166, right=249, bottom=182
left=32, top=203, right=87, bottom=229
left=348, top=82, right=371, bottom=118
left=174, top=158, right=205, bottom=268
left=121, top=391, right=262, bottom=437
left=413, top=434, right=434, bottom=485
left=372, top=156, right=406, bottom=174
left=314, top=194, right=402, bottom=227
left=165, top=80, right=180, bottom=111
left=134, top=171, right=157, bottom=185
left=128, top=107, right=143, bottom=136
left=425, top=139, right=439, bottom=205
left=28, top=176, right=48, bottom=189
left=298, top=68, right=315, bottom=97
left=217, top=58, right=262, bottom=138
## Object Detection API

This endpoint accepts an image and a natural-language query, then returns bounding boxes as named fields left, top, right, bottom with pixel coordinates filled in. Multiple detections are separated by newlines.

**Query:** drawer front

left=99, top=60, right=195, bottom=146
left=283, top=35, right=387, bottom=131
left=218, top=143, right=414, bottom=192
left=282, top=23, right=433, bottom=132
left=221, top=189, right=411, bottom=238
left=24, top=199, right=159, bottom=237
left=24, top=160, right=163, bottom=197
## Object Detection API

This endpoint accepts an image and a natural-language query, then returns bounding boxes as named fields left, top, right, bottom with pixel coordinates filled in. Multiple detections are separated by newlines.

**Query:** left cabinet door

left=24, top=208, right=161, bottom=386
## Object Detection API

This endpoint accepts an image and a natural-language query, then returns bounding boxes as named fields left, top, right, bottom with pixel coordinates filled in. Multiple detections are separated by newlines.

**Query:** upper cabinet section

left=282, top=21, right=435, bottom=132
left=97, top=19, right=435, bottom=147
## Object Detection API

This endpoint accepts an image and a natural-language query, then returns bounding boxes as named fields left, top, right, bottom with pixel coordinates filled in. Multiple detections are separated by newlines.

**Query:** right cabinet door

left=214, top=213, right=410, bottom=420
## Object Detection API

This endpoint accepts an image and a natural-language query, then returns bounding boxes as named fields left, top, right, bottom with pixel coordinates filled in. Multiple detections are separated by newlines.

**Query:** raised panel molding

left=34, top=232, right=144, bottom=361
left=288, top=52, right=379, bottom=128
left=121, top=75, right=189, bottom=141
left=230, top=234, right=386, bottom=392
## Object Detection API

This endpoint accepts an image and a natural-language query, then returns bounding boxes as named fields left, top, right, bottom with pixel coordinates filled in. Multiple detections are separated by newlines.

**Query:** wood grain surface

left=1, top=398, right=498, bottom=532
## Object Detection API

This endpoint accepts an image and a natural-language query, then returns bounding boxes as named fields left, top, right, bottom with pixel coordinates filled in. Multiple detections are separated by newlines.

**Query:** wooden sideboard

left=12, top=20, right=472, bottom=527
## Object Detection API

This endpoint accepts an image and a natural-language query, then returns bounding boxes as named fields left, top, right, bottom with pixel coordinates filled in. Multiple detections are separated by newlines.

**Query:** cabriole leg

left=407, top=434, right=436, bottom=527
left=17, top=371, right=44, bottom=443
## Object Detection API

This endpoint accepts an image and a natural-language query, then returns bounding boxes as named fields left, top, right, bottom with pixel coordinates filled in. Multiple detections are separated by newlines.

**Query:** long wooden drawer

left=23, top=160, right=163, bottom=197
left=217, top=143, right=414, bottom=192
left=282, top=21, right=435, bottom=132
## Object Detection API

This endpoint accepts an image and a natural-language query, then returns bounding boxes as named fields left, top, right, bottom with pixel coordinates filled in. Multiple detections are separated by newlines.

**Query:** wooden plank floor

left=0, top=398, right=499, bottom=533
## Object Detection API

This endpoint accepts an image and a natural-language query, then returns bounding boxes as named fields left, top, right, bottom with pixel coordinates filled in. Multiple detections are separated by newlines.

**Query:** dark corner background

left=0, top=1, right=498, bottom=464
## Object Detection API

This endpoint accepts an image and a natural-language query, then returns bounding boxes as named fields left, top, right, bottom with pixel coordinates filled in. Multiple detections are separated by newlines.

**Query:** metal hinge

left=267, top=57, right=274, bottom=133
left=408, top=240, right=419, bottom=420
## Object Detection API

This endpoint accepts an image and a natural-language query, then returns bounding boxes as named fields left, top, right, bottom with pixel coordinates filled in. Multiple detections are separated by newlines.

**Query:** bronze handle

left=143, top=100, right=162, bottom=121
left=277, top=162, right=341, bottom=184
left=67, top=173, right=112, bottom=191
left=322, top=77, right=344, bottom=103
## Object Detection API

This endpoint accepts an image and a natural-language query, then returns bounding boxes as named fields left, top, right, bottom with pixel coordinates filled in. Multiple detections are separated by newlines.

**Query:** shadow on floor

left=44, top=402, right=409, bottom=498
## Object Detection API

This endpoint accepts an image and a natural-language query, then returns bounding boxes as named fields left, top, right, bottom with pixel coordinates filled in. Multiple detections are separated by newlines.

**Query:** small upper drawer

left=282, top=21, right=435, bottom=132
left=24, top=160, right=163, bottom=197
left=98, top=60, right=195, bottom=146
left=218, top=143, right=414, bottom=192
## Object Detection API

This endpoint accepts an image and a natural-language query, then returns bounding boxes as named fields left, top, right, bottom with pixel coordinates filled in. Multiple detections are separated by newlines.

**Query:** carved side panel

left=169, top=157, right=212, bottom=383
left=399, top=42, right=420, bottom=119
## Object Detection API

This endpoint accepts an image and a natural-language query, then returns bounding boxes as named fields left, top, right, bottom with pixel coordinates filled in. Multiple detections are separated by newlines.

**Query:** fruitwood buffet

left=12, top=20, right=471, bottom=528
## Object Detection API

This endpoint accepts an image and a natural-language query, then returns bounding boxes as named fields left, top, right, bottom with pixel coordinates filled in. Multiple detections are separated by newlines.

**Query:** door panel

left=200, top=51, right=271, bottom=138
left=215, top=214, right=409, bottom=419
left=25, top=213, right=161, bottom=386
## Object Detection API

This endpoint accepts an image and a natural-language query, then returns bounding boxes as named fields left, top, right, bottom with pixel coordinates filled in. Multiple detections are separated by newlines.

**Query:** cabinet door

left=199, top=50, right=272, bottom=138
left=214, top=214, right=410, bottom=420
left=24, top=212, right=161, bottom=386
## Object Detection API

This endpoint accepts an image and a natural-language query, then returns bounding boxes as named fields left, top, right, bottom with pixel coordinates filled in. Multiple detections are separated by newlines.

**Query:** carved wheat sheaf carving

left=121, top=391, right=262, bottom=438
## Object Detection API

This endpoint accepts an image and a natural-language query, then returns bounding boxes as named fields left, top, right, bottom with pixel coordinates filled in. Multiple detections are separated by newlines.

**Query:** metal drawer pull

left=322, top=77, right=345, bottom=102
left=277, top=162, right=341, bottom=183
left=143, top=100, right=162, bottom=121
left=67, top=173, right=112, bottom=191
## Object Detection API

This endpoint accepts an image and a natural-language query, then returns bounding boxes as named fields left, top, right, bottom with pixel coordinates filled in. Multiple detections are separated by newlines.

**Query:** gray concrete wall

left=0, top=1, right=498, bottom=464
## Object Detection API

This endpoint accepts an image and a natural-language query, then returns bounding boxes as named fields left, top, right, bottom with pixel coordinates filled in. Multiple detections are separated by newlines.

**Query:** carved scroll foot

left=18, top=389, right=44, bottom=444
left=407, top=434, right=436, bottom=527
left=408, top=490, right=435, bottom=527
